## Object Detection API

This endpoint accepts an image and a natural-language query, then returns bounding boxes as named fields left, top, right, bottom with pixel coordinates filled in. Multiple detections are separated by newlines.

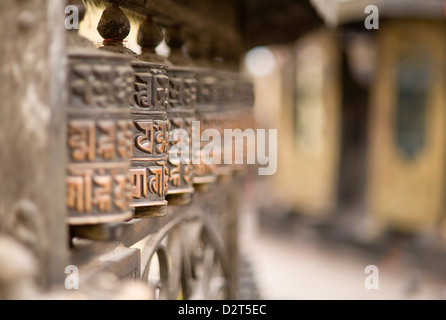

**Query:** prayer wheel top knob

left=97, top=5, right=131, bottom=44
left=137, top=17, right=164, bottom=51
left=138, top=17, right=170, bottom=65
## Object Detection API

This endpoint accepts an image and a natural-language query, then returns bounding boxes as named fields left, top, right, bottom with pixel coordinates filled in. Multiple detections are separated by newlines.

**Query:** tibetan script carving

left=70, top=62, right=134, bottom=110
left=67, top=52, right=134, bottom=224
left=134, top=120, right=169, bottom=155
left=132, top=62, right=169, bottom=113
left=68, top=119, right=133, bottom=162
left=67, top=167, right=132, bottom=213
left=129, top=61, right=170, bottom=211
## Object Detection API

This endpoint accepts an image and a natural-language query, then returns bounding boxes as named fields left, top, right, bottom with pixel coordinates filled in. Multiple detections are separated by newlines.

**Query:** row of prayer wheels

left=66, top=2, right=255, bottom=226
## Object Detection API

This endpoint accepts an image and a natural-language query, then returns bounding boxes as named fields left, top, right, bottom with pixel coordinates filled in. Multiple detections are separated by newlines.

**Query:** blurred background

left=234, top=0, right=446, bottom=299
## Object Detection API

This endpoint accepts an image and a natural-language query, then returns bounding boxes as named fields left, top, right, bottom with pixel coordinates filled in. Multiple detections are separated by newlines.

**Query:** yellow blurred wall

left=264, top=28, right=342, bottom=217
left=368, top=20, right=446, bottom=233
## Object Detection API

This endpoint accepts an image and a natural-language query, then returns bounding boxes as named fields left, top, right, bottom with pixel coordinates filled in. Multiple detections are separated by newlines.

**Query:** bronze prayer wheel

left=232, top=74, right=256, bottom=172
left=165, top=66, right=197, bottom=205
left=165, top=25, right=216, bottom=192
left=193, top=68, right=219, bottom=192
left=214, top=70, right=238, bottom=178
left=138, top=19, right=198, bottom=205
left=130, top=61, right=170, bottom=217
left=97, top=5, right=170, bottom=218
left=66, top=49, right=135, bottom=225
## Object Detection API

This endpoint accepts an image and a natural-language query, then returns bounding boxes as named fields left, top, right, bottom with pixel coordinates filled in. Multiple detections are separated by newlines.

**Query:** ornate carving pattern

left=133, top=119, right=169, bottom=156
left=69, top=61, right=134, bottom=110
left=133, top=63, right=169, bottom=113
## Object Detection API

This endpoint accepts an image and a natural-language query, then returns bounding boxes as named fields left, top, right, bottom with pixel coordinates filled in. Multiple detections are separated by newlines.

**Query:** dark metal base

left=193, top=182, right=215, bottom=193
left=166, top=192, right=193, bottom=206
left=134, top=204, right=168, bottom=218
left=70, top=223, right=124, bottom=241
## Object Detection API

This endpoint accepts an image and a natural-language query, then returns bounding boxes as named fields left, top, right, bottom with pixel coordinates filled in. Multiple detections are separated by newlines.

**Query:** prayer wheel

left=97, top=5, right=170, bottom=217
left=66, top=16, right=135, bottom=224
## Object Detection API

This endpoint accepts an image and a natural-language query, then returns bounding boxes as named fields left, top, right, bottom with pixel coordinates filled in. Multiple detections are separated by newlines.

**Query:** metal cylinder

left=96, top=6, right=171, bottom=218
left=165, top=66, right=197, bottom=205
left=130, top=61, right=170, bottom=217
left=66, top=49, right=135, bottom=225
left=214, top=70, right=237, bottom=179
left=193, top=68, right=219, bottom=192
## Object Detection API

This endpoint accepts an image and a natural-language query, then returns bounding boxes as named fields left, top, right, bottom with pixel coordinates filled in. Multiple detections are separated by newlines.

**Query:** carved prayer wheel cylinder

left=137, top=19, right=197, bottom=205
left=164, top=24, right=217, bottom=195
left=130, top=61, right=170, bottom=217
left=215, top=72, right=256, bottom=175
left=193, top=68, right=219, bottom=191
left=215, top=70, right=238, bottom=178
left=165, top=66, right=197, bottom=205
left=97, top=5, right=170, bottom=218
left=232, top=74, right=256, bottom=172
left=66, top=49, right=135, bottom=225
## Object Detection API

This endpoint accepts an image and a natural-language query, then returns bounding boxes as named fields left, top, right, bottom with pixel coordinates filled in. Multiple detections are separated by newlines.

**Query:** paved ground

left=238, top=207, right=446, bottom=300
